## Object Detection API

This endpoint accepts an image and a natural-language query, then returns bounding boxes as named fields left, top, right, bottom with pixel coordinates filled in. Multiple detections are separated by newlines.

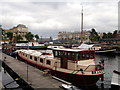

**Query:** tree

left=14, top=35, right=23, bottom=43
left=113, top=30, right=118, bottom=38
left=107, top=32, right=113, bottom=38
left=0, top=25, right=2, bottom=40
left=35, top=34, right=39, bottom=41
left=102, top=30, right=118, bottom=39
left=102, top=32, right=107, bottom=38
left=25, top=32, right=34, bottom=41
left=90, top=28, right=100, bottom=41
left=6, top=32, right=13, bottom=43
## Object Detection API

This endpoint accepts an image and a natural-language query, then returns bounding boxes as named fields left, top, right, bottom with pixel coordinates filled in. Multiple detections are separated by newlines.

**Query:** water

left=95, top=53, right=119, bottom=89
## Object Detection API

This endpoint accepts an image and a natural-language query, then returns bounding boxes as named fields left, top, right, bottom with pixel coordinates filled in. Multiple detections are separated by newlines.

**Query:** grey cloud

left=0, top=1, right=118, bottom=38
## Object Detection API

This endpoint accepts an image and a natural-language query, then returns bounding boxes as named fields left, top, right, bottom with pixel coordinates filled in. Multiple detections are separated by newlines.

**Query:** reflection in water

left=95, top=53, right=119, bottom=89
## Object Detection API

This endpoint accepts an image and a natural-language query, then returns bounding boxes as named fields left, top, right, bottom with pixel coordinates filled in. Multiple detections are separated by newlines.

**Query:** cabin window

left=71, top=53, right=75, bottom=60
left=23, top=53, right=24, bottom=56
left=67, top=52, right=70, bottom=59
left=90, top=51, right=94, bottom=58
left=86, top=53, right=90, bottom=59
left=76, top=53, right=80, bottom=60
left=55, top=51, right=58, bottom=56
left=64, top=52, right=67, bottom=56
left=40, top=58, right=43, bottom=63
left=61, top=51, right=63, bottom=56
left=26, top=54, right=27, bottom=57
left=46, top=60, right=51, bottom=65
left=30, top=56, right=32, bottom=59
left=82, top=53, right=85, bottom=59
left=34, top=57, right=37, bottom=61
left=58, top=51, right=61, bottom=56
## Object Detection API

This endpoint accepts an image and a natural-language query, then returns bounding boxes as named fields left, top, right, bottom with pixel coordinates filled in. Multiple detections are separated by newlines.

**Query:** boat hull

left=18, top=52, right=103, bottom=86
left=95, top=49, right=116, bottom=53
left=51, top=70, right=103, bottom=86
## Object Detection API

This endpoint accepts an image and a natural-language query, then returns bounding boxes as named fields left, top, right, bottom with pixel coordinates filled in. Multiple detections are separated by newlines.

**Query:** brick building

left=58, top=31, right=91, bottom=42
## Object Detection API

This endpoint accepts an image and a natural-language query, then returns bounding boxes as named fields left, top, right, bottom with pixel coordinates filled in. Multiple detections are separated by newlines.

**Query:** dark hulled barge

left=17, top=48, right=104, bottom=86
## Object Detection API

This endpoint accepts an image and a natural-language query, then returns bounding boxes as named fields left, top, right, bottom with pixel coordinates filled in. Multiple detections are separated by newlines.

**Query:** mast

left=80, top=6, right=83, bottom=43
left=81, top=6, right=83, bottom=33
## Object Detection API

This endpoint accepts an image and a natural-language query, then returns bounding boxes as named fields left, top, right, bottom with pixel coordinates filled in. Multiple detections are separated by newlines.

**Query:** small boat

left=17, top=48, right=104, bottom=86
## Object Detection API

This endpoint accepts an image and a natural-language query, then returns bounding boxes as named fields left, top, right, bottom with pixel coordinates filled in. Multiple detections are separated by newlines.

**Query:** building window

left=40, top=58, right=43, bottom=63
left=30, top=56, right=32, bottom=59
left=46, top=60, right=51, bottom=65
left=34, top=57, right=37, bottom=61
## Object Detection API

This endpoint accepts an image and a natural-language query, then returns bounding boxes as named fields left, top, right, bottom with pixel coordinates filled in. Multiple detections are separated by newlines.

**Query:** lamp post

left=26, top=60, right=28, bottom=82
left=26, top=41, right=29, bottom=82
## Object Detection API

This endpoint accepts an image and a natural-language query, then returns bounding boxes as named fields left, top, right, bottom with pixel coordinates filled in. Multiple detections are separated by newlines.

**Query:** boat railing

left=53, top=65, right=104, bottom=75
left=83, top=64, right=104, bottom=74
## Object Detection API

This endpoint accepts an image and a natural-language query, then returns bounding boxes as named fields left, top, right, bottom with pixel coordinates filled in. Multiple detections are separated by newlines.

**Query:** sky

left=0, top=0, right=119, bottom=38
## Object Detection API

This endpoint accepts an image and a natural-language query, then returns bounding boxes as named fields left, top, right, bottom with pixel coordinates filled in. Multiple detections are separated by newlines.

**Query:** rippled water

left=95, top=53, right=119, bottom=89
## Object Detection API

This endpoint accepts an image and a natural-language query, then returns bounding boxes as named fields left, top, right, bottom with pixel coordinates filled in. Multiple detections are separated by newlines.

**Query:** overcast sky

left=0, top=0, right=119, bottom=38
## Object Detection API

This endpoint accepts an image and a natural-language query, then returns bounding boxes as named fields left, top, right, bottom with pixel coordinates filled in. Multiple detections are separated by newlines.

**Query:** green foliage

left=90, top=28, right=100, bottom=41
left=6, top=32, right=13, bottom=40
left=35, top=34, right=39, bottom=39
left=102, top=30, right=118, bottom=39
left=35, top=34, right=39, bottom=41
left=14, top=35, right=23, bottom=43
left=113, top=30, right=118, bottom=38
left=25, top=32, right=34, bottom=41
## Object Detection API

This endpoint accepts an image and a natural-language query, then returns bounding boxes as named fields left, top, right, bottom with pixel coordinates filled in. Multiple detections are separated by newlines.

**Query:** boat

left=95, top=49, right=116, bottom=53
left=76, top=43, right=116, bottom=53
left=17, top=48, right=104, bottom=86
left=47, top=45, right=65, bottom=50
left=15, top=42, right=47, bottom=50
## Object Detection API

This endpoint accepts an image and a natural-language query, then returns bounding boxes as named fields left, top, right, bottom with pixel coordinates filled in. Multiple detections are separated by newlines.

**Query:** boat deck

left=1, top=52, right=63, bottom=89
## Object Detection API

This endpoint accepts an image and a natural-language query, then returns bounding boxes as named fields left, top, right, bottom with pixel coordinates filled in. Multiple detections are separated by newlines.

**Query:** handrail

left=84, top=64, right=100, bottom=71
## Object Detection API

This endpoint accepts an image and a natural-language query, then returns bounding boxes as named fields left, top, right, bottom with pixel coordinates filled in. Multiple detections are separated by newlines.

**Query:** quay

left=1, top=52, right=63, bottom=89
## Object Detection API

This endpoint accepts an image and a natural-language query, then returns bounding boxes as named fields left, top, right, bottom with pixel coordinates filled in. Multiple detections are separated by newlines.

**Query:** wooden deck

left=1, top=52, right=63, bottom=89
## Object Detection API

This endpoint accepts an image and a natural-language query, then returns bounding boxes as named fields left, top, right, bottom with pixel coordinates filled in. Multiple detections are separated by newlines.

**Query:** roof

left=53, top=48, right=94, bottom=52
left=19, top=49, right=53, bottom=58
left=19, top=50, right=42, bottom=57
left=78, top=43, right=94, bottom=49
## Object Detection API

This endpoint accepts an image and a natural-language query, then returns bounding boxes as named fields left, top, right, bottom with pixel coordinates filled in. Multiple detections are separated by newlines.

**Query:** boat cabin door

left=60, top=58, right=68, bottom=69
